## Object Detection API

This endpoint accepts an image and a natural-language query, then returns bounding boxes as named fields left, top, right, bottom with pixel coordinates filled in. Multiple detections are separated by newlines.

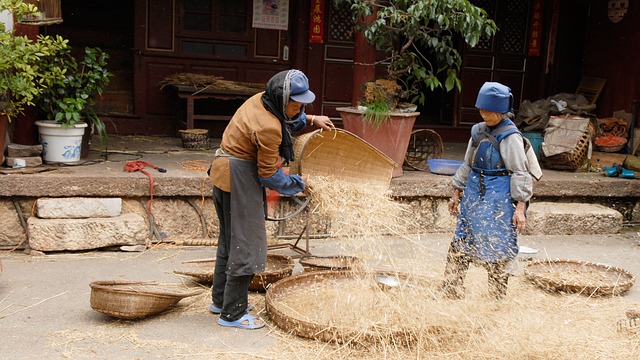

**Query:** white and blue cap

left=288, top=70, right=316, bottom=104
left=475, top=82, right=513, bottom=113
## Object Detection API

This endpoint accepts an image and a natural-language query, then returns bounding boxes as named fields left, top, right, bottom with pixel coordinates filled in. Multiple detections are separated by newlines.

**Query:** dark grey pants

left=212, top=186, right=254, bottom=322
left=442, top=244, right=509, bottom=300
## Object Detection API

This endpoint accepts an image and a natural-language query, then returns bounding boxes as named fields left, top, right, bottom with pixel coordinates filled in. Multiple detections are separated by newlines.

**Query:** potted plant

left=0, top=0, right=69, bottom=164
left=335, top=0, right=497, bottom=176
left=36, top=45, right=112, bottom=163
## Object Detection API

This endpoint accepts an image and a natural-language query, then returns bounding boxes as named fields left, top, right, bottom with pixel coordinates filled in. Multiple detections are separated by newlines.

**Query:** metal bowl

left=427, top=159, right=463, bottom=175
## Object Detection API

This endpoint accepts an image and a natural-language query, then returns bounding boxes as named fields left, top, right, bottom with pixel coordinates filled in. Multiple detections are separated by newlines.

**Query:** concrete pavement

left=1, top=230, right=639, bottom=359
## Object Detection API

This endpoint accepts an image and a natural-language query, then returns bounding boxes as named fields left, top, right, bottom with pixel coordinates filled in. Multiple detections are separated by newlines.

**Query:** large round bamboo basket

left=524, top=258, right=635, bottom=297
left=89, top=280, right=202, bottom=320
left=289, top=129, right=395, bottom=189
left=173, top=254, right=295, bottom=292
left=265, top=270, right=436, bottom=345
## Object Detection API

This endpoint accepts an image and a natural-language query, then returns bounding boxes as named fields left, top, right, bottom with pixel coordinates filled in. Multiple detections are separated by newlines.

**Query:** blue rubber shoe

left=209, top=303, right=254, bottom=314
left=218, top=313, right=265, bottom=330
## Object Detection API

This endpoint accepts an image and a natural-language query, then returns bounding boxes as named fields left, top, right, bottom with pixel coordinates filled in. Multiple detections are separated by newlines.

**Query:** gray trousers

left=442, top=244, right=510, bottom=300
left=212, top=186, right=254, bottom=321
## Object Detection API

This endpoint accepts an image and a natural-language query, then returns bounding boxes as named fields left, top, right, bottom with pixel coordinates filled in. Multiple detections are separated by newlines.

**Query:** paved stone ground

left=0, top=230, right=639, bottom=359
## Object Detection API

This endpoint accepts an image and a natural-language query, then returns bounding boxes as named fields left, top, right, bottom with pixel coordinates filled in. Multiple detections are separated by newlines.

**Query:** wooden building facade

left=30, top=0, right=639, bottom=142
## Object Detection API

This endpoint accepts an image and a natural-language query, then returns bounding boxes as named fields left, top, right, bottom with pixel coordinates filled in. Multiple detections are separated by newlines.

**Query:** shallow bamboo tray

left=265, top=270, right=433, bottom=345
left=524, top=258, right=635, bottom=297
left=89, top=280, right=202, bottom=320
left=299, top=255, right=359, bottom=272
left=173, top=254, right=295, bottom=292
left=289, top=129, right=395, bottom=189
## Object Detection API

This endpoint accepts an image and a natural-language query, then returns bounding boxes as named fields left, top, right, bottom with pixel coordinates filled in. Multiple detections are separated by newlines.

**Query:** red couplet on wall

left=528, top=0, right=544, bottom=56
left=309, top=0, right=324, bottom=44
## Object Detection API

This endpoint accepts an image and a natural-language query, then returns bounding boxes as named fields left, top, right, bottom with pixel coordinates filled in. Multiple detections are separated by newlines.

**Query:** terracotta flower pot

left=337, top=107, right=418, bottom=177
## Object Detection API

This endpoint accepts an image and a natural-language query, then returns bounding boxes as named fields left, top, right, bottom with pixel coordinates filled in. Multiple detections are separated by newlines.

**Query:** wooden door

left=458, top=0, right=531, bottom=125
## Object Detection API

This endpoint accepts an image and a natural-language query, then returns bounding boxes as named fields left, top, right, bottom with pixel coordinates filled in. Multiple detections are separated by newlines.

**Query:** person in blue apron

left=208, top=70, right=333, bottom=329
left=442, top=82, right=533, bottom=300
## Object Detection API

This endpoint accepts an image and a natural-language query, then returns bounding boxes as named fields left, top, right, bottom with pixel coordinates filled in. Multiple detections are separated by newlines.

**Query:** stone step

left=27, top=213, right=147, bottom=252
left=525, top=202, right=623, bottom=235
left=36, top=197, right=122, bottom=219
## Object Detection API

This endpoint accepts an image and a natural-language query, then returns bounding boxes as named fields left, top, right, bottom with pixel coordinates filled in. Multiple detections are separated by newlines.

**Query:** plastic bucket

left=523, top=132, right=543, bottom=160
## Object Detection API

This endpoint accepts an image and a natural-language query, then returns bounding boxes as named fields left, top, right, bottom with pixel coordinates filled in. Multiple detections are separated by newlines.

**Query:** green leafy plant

left=0, top=0, right=69, bottom=121
left=335, top=0, right=497, bottom=106
left=38, top=46, right=112, bottom=149
left=362, top=99, right=391, bottom=129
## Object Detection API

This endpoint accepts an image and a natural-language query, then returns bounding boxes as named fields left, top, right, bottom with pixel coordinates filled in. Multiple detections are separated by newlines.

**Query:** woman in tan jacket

left=208, top=70, right=332, bottom=329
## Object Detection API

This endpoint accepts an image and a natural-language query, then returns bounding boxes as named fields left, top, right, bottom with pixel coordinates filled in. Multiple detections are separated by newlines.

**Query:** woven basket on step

left=541, top=123, right=595, bottom=171
left=404, top=129, right=444, bottom=171
left=289, top=129, right=395, bottom=189
left=172, top=254, right=295, bottom=292
left=524, top=258, right=635, bottom=297
left=179, top=128, right=210, bottom=149
left=89, top=280, right=202, bottom=320
left=299, top=255, right=360, bottom=272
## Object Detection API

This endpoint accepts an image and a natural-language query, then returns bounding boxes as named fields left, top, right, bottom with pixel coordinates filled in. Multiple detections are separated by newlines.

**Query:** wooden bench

left=173, top=85, right=264, bottom=129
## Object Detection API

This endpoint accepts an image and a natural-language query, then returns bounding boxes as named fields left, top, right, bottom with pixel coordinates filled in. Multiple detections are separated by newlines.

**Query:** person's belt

left=472, top=167, right=510, bottom=196
left=472, top=168, right=510, bottom=176
left=214, top=147, right=254, bottom=162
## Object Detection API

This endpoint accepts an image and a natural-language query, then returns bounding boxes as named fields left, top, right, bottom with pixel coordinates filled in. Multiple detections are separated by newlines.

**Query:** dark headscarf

left=261, top=70, right=303, bottom=165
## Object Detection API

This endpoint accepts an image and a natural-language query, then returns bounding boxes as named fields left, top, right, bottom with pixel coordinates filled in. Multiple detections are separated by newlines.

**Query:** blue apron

left=453, top=120, right=519, bottom=263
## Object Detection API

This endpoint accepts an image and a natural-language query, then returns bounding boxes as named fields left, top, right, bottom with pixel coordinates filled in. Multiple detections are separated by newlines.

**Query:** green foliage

left=334, top=0, right=497, bottom=105
left=0, top=0, right=70, bottom=120
left=37, top=46, right=112, bottom=150
left=362, top=99, right=391, bottom=130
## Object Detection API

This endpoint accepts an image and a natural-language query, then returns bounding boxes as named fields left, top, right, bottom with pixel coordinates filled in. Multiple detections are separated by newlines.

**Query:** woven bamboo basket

left=617, top=317, right=640, bottom=335
left=173, top=259, right=215, bottom=283
left=404, top=129, right=444, bottom=171
left=265, top=270, right=433, bottom=345
left=249, top=254, right=295, bottom=292
left=172, top=254, right=295, bottom=292
left=289, top=129, right=395, bottom=189
left=524, top=258, right=635, bottom=297
left=179, top=128, right=210, bottom=149
left=298, top=255, right=360, bottom=272
left=541, top=123, right=595, bottom=171
left=89, top=280, right=202, bottom=320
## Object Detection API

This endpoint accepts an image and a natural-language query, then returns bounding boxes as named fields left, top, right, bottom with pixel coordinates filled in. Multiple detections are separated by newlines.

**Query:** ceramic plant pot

left=36, top=120, right=88, bottom=164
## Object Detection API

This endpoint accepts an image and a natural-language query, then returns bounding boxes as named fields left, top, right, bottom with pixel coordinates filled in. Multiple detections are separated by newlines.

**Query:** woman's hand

left=512, top=201, right=527, bottom=234
left=448, top=189, right=462, bottom=216
left=308, top=115, right=334, bottom=131
left=301, top=174, right=310, bottom=194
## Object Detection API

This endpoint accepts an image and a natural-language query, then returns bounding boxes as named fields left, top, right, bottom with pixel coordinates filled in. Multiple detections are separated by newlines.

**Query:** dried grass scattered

left=159, top=73, right=265, bottom=94
left=307, top=175, right=410, bottom=237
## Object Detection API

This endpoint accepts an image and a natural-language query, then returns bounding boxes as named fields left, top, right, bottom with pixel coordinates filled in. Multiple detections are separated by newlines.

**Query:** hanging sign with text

left=528, top=0, right=544, bottom=56
left=309, top=0, right=324, bottom=44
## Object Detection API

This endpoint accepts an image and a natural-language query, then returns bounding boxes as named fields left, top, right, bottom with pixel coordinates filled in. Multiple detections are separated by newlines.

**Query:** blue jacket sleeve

left=259, top=167, right=306, bottom=195
left=290, top=114, right=307, bottom=133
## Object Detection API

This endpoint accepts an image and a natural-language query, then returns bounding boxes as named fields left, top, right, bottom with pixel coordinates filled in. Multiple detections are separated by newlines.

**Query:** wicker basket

left=89, top=280, right=202, bottom=320
left=617, top=317, right=640, bottom=335
left=179, top=129, right=210, bottom=149
left=541, top=123, right=595, bottom=171
left=265, top=270, right=432, bottom=345
left=299, top=255, right=360, bottom=272
left=173, top=259, right=215, bottom=283
left=289, top=129, right=395, bottom=189
left=172, top=254, right=295, bottom=292
left=249, top=254, right=295, bottom=292
left=404, top=129, right=444, bottom=171
left=524, top=259, right=635, bottom=297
